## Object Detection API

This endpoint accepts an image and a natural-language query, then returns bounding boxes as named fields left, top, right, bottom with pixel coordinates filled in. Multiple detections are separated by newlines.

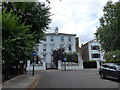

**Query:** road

left=35, top=69, right=120, bottom=88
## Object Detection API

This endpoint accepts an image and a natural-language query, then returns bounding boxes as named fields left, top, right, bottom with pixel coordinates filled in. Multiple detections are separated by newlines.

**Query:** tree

left=52, top=48, right=65, bottom=67
left=105, top=50, right=120, bottom=63
left=2, top=10, right=34, bottom=63
left=52, top=48, right=78, bottom=67
left=2, top=2, right=51, bottom=43
left=2, top=2, right=51, bottom=63
left=63, top=52, right=78, bottom=63
left=95, top=1, right=120, bottom=52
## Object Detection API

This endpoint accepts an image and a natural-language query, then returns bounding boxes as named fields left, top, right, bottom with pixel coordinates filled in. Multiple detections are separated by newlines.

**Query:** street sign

left=64, top=58, right=67, bottom=61
left=32, top=51, right=37, bottom=56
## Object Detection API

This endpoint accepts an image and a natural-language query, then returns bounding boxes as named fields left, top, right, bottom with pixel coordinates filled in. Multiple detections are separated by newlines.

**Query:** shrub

left=84, top=60, right=96, bottom=62
left=62, top=52, right=78, bottom=63
left=105, top=50, right=120, bottom=63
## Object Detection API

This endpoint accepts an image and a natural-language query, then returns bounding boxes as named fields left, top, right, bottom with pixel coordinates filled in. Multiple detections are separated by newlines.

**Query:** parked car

left=99, top=63, right=120, bottom=80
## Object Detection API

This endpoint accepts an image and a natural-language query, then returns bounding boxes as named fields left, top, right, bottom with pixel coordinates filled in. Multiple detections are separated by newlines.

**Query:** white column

left=27, top=60, right=30, bottom=70
left=77, top=53, right=81, bottom=63
left=96, top=60, right=100, bottom=69
left=79, top=60, right=84, bottom=69
left=58, top=60, right=62, bottom=70
left=42, top=60, right=46, bottom=70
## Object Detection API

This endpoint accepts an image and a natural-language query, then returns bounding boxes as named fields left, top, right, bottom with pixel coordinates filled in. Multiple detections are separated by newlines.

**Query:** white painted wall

left=88, top=40, right=105, bottom=61
left=37, top=33, right=77, bottom=68
left=58, top=60, right=83, bottom=70
left=26, top=60, right=46, bottom=70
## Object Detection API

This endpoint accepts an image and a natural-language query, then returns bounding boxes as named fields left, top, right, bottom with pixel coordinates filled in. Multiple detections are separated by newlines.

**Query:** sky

left=39, top=0, right=118, bottom=46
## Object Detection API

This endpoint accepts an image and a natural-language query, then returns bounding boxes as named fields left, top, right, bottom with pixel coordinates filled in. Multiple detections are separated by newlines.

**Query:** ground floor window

left=43, top=54, right=46, bottom=60
left=92, top=54, right=100, bottom=58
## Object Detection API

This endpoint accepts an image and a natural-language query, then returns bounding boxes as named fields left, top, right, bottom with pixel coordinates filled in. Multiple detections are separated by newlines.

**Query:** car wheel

left=100, top=73, right=106, bottom=79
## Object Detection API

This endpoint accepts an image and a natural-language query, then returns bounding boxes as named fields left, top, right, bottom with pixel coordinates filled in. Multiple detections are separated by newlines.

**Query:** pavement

left=1, top=73, right=40, bottom=89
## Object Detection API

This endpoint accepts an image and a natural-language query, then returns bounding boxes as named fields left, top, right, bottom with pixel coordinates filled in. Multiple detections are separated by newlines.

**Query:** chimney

left=54, top=27, right=58, bottom=34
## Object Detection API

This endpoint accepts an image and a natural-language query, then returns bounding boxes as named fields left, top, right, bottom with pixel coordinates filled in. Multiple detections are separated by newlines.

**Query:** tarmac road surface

left=35, top=69, right=120, bottom=88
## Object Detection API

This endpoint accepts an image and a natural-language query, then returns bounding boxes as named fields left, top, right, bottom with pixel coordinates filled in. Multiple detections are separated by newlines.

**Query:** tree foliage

left=2, top=2, right=51, bottom=43
left=2, top=10, right=34, bottom=63
left=63, top=52, right=78, bottom=63
left=52, top=48, right=78, bottom=66
left=95, top=1, right=120, bottom=52
left=105, top=50, right=120, bottom=63
left=2, top=2, right=51, bottom=63
left=52, top=48, right=65, bottom=67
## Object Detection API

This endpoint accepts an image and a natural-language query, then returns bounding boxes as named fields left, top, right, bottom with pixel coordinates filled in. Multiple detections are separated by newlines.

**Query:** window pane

left=43, top=44, right=46, bottom=51
left=92, top=54, right=100, bottom=58
left=51, top=45, right=54, bottom=51
left=61, top=36, right=64, bottom=42
left=91, top=46, right=100, bottom=50
left=43, top=54, right=46, bottom=60
left=51, top=36, right=54, bottom=41
left=60, top=44, right=64, bottom=48
left=68, top=45, right=71, bottom=50
left=68, top=37, right=71, bottom=42
left=43, top=36, right=47, bottom=41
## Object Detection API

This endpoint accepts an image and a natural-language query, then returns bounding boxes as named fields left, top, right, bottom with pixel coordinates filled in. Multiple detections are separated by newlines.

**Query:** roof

left=46, top=33, right=76, bottom=36
left=82, top=39, right=99, bottom=46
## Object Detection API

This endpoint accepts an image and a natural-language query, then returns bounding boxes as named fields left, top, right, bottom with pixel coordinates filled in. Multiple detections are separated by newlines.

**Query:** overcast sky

left=39, top=0, right=118, bottom=45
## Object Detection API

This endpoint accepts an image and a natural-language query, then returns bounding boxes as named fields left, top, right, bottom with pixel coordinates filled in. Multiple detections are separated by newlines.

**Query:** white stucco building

left=81, top=39, right=105, bottom=61
left=37, top=28, right=78, bottom=68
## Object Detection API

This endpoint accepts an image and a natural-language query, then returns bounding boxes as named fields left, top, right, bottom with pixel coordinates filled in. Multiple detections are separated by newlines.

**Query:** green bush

left=62, top=52, right=78, bottom=63
left=103, top=60, right=120, bottom=63
left=84, top=60, right=96, bottom=62
left=105, top=50, right=120, bottom=63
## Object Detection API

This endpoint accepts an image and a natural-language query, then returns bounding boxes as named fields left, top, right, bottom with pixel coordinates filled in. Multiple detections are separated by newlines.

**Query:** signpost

left=64, top=58, right=67, bottom=70
left=32, top=51, right=37, bottom=76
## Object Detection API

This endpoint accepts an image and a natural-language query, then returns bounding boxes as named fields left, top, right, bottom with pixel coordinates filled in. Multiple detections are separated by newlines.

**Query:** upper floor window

left=51, top=45, right=54, bottom=51
left=61, top=36, right=64, bottom=42
left=60, top=44, right=64, bottom=48
left=43, top=54, right=46, bottom=60
left=92, top=54, right=100, bottom=58
left=51, top=36, right=54, bottom=41
left=68, top=44, right=72, bottom=50
left=91, top=46, right=100, bottom=50
left=43, top=36, right=47, bottom=41
left=68, top=37, right=71, bottom=42
left=43, top=44, right=46, bottom=51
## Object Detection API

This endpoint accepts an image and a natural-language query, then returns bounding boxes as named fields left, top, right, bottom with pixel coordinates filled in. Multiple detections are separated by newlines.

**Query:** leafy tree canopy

left=2, top=2, right=51, bottom=43
left=105, top=50, right=120, bottom=63
left=2, top=2, right=51, bottom=63
left=2, top=10, right=34, bottom=63
left=52, top=48, right=78, bottom=66
left=95, top=1, right=120, bottom=52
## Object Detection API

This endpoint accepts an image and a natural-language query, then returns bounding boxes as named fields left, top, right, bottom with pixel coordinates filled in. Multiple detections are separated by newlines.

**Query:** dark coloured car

left=99, top=63, right=120, bottom=80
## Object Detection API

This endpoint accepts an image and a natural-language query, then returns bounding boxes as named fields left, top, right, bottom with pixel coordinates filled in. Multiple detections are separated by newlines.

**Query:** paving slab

left=2, top=74, right=40, bottom=89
